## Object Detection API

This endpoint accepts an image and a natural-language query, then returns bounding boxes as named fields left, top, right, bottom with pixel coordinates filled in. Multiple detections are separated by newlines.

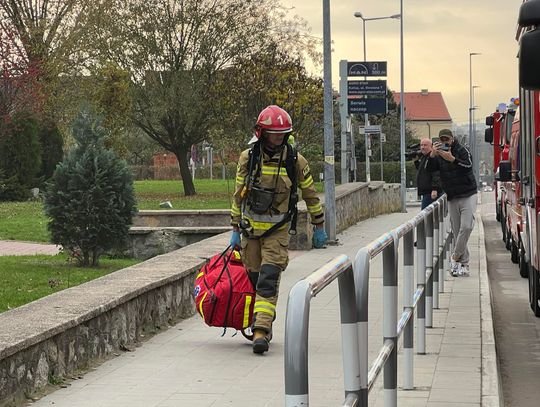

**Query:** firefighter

left=229, top=105, right=327, bottom=354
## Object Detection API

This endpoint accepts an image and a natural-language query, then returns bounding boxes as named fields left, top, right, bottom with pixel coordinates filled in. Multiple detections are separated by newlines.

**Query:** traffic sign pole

left=339, top=60, right=349, bottom=185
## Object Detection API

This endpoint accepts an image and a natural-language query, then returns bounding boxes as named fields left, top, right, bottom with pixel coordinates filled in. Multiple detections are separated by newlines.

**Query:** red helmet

left=253, top=105, right=292, bottom=140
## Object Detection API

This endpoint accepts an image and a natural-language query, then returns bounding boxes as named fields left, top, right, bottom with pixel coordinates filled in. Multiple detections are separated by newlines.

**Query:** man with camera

left=428, top=129, right=477, bottom=277
left=414, top=139, right=442, bottom=209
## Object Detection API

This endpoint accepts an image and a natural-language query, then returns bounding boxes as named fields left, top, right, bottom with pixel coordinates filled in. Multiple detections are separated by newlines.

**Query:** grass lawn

left=0, top=179, right=324, bottom=242
left=0, top=253, right=140, bottom=313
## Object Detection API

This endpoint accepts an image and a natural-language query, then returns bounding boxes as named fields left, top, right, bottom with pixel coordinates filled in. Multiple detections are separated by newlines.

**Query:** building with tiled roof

left=392, top=89, right=452, bottom=140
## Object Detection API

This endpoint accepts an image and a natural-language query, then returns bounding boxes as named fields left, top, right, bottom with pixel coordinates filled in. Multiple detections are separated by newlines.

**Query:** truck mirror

left=485, top=128, right=493, bottom=143
left=485, top=116, right=494, bottom=126
left=518, top=0, right=540, bottom=26
left=519, top=29, right=540, bottom=90
left=497, top=160, right=512, bottom=182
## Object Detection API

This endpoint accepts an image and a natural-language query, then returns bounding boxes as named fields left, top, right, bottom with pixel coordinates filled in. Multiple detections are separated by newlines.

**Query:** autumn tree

left=0, top=0, right=109, bottom=124
left=214, top=44, right=324, bottom=165
left=95, top=0, right=318, bottom=195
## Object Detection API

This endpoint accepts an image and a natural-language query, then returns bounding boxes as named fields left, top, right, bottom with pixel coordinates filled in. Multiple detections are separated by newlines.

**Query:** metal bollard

left=382, top=232, right=398, bottom=407
left=432, top=203, right=440, bottom=309
left=338, top=269, right=361, bottom=402
left=403, top=228, right=415, bottom=390
left=425, top=210, right=434, bottom=328
left=416, top=219, right=426, bottom=354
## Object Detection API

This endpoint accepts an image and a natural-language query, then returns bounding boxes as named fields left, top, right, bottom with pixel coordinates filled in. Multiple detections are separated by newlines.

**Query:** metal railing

left=284, top=195, right=452, bottom=407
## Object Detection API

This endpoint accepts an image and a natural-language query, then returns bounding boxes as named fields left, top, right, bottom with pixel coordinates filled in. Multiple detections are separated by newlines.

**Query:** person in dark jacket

left=414, top=138, right=442, bottom=209
left=427, top=129, right=477, bottom=277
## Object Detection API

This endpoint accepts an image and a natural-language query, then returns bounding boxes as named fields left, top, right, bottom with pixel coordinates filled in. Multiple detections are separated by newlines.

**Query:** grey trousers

left=448, top=194, right=477, bottom=265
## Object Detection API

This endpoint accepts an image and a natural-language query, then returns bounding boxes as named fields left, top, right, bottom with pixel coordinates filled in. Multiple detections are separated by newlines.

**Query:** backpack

left=194, top=248, right=255, bottom=339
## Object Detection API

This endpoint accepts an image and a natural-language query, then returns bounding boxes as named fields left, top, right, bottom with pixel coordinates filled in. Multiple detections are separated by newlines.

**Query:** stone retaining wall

left=0, top=233, right=229, bottom=407
left=131, top=182, right=401, bottom=252
left=127, top=226, right=230, bottom=259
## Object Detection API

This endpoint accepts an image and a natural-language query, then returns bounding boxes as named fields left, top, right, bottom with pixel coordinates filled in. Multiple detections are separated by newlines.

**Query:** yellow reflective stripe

left=243, top=295, right=252, bottom=328
left=231, top=202, right=241, bottom=216
left=198, top=292, right=208, bottom=319
left=236, top=175, right=245, bottom=184
left=261, top=166, right=288, bottom=176
left=299, top=176, right=314, bottom=189
left=196, top=271, right=204, bottom=279
left=245, top=217, right=287, bottom=231
left=307, top=202, right=323, bottom=214
left=254, top=300, right=276, bottom=316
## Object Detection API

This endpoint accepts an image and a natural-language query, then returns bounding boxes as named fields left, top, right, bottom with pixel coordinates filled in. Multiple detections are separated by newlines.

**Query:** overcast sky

left=280, top=0, right=521, bottom=124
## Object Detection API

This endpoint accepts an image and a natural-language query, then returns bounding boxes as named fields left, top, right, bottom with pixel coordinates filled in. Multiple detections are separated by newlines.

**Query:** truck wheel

left=501, top=219, right=507, bottom=243
left=529, top=267, right=540, bottom=317
left=511, top=236, right=519, bottom=263
left=505, top=229, right=512, bottom=251
left=519, top=241, right=529, bottom=278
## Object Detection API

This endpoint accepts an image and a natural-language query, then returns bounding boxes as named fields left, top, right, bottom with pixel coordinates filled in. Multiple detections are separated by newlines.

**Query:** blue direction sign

left=347, top=98, right=387, bottom=115
left=348, top=80, right=387, bottom=96
left=347, top=61, right=387, bottom=77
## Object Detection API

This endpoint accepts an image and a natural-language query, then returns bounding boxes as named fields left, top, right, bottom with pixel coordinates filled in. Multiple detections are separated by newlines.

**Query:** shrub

left=38, top=121, right=64, bottom=182
left=0, top=169, right=29, bottom=201
left=0, top=111, right=41, bottom=200
left=44, top=109, right=137, bottom=267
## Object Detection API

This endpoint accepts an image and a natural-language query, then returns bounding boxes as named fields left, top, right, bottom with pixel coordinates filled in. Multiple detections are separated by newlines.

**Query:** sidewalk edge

left=479, top=212, right=503, bottom=407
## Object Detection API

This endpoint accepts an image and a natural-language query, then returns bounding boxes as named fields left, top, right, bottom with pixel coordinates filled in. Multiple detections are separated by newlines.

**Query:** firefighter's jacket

left=231, top=145, right=324, bottom=236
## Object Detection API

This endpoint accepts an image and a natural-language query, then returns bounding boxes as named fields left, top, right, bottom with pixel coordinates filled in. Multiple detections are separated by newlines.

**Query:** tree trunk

left=176, top=149, right=196, bottom=196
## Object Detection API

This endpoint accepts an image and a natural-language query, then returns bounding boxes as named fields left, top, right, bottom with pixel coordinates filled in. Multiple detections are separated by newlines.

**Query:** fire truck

left=498, top=0, right=540, bottom=316
left=485, top=103, right=515, bottom=240
left=502, top=108, right=527, bottom=276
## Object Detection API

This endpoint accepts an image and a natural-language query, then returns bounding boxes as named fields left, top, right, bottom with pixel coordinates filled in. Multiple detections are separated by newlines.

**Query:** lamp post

left=472, top=85, right=480, bottom=186
left=399, top=0, right=406, bottom=212
left=353, top=11, right=400, bottom=184
left=469, top=52, right=481, bottom=189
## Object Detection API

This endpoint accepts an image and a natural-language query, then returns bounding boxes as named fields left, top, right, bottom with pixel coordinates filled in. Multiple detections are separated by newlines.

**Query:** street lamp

left=472, top=85, right=480, bottom=186
left=469, top=52, right=481, bottom=188
left=399, top=0, right=406, bottom=212
left=353, top=11, right=400, bottom=184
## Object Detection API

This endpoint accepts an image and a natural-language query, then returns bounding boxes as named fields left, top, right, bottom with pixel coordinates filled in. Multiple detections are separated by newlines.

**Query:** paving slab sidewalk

left=0, top=240, right=59, bottom=256
left=30, top=204, right=497, bottom=407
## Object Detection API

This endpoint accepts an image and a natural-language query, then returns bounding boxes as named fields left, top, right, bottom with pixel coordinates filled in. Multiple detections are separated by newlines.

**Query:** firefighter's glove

left=312, top=226, right=327, bottom=249
left=230, top=230, right=241, bottom=249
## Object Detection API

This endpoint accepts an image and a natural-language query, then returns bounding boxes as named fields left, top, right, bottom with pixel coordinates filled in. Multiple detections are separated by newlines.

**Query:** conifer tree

left=44, top=109, right=136, bottom=267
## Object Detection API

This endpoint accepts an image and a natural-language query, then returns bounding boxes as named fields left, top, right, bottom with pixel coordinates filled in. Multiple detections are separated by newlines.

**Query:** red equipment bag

left=194, top=248, right=255, bottom=338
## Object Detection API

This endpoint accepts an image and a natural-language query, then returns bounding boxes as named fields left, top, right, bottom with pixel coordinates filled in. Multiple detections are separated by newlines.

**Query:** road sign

left=347, top=98, right=387, bottom=114
left=381, top=133, right=386, bottom=142
left=364, top=125, right=382, bottom=134
left=347, top=61, right=387, bottom=77
left=347, top=80, right=387, bottom=96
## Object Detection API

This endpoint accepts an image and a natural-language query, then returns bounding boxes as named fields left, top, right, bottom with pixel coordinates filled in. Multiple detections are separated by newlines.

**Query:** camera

left=405, top=143, right=421, bottom=160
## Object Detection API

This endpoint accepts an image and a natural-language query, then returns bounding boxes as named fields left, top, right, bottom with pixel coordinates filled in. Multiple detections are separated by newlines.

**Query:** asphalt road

left=482, top=192, right=540, bottom=407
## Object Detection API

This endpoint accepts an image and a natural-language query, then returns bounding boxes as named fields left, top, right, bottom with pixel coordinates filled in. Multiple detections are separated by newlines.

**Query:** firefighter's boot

left=252, top=329, right=269, bottom=354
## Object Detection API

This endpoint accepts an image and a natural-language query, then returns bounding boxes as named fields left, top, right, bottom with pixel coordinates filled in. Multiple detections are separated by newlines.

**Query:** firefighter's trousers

left=241, top=227, right=289, bottom=334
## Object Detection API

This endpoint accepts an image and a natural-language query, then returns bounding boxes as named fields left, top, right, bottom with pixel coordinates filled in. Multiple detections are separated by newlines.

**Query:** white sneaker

left=458, top=264, right=470, bottom=277
left=450, top=260, right=461, bottom=277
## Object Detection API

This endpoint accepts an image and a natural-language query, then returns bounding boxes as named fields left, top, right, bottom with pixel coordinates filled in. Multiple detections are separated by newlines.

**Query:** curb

left=478, top=211, right=503, bottom=406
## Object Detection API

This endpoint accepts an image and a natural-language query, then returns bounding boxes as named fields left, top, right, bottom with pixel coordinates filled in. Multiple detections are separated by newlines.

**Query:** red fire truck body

left=486, top=107, right=513, bottom=239
left=503, top=111, right=526, bottom=274
left=499, top=0, right=540, bottom=315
